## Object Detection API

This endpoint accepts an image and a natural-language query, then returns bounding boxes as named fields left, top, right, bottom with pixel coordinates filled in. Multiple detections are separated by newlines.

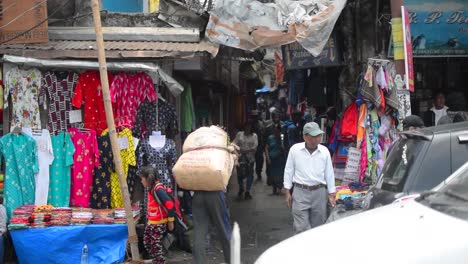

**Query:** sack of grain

left=173, top=126, right=237, bottom=191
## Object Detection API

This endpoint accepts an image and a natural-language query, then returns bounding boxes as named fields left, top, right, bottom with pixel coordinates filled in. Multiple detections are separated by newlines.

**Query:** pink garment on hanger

left=360, top=138, right=367, bottom=183
left=69, top=128, right=100, bottom=208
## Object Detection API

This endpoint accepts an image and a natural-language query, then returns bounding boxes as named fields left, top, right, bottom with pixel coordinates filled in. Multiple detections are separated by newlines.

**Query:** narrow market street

left=168, top=169, right=294, bottom=264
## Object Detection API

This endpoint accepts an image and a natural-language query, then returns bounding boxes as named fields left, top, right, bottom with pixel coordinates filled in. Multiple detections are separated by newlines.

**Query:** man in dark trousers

left=192, top=190, right=231, bottom=264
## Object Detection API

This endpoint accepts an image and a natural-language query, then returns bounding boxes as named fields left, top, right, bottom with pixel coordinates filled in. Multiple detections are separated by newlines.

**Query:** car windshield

left=378, top=138, right=426, bottom=193
left=418, top=164, right=468, bottom=221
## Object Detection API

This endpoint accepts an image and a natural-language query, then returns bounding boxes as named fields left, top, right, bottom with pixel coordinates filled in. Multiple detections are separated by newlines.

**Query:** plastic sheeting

left=2, top=55, right=184, bottom=96
left=206, top=0, right=347, bottom=56
left=11, top=224, right=128, bottom=264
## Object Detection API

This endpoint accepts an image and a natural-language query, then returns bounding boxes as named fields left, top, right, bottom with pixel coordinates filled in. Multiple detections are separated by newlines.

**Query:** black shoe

left=245, top=192, right=252, bottom=200
left=237, top=191, right=244, bottom=200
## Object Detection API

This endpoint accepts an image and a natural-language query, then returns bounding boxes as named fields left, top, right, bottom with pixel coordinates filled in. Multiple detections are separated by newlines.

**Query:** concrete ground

left=167, top=169, right=294, bottom=264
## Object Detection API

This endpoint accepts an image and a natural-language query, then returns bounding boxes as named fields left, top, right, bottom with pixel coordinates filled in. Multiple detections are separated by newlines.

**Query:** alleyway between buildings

left=168, top=168, right=294, bottom=264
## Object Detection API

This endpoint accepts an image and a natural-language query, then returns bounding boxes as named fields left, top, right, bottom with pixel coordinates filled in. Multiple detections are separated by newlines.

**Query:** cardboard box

left=0, top=0, right=48, bottom=44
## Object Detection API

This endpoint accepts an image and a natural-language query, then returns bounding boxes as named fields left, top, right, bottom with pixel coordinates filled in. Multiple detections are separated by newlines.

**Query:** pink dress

left=68, top=128, right=100, bottom=207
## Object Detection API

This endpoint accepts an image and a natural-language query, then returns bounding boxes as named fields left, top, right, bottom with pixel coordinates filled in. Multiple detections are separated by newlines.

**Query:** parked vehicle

left=256, top=161, right=468, bottom=264
left=363, top=121, right=468, bottom=210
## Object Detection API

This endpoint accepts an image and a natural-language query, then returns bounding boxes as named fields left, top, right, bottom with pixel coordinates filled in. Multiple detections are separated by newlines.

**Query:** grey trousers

left=292, top=186, right=328, bottom=233
left=192, top=191, right=231, bottom=264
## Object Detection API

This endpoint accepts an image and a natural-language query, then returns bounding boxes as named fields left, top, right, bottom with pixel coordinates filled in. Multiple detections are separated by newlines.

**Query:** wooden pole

left=90, top=0, right=141, bottom=262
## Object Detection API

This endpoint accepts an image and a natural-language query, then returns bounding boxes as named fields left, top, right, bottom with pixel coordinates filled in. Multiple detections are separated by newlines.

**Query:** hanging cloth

left=340, top=103, right=358, bottom=140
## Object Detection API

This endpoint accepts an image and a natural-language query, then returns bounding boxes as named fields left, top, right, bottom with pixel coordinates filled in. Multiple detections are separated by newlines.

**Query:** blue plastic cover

left=11, top=224, right=128, bottom=264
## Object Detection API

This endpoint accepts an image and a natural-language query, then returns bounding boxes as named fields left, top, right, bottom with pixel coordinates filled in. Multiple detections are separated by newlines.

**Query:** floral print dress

left=4, top=67, right=42, bottom=130
left=69, top=128, right=100, bottom=208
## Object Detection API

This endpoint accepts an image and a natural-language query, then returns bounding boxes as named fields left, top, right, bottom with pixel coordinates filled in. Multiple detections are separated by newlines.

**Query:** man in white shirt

left=283, top=122, right=336, bottom=233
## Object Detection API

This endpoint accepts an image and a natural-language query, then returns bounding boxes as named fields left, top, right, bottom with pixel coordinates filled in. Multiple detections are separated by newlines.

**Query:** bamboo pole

left=90, top=0, right=141, bottom=262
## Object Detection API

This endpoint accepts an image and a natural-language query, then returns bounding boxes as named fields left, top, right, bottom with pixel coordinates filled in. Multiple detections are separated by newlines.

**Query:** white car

left=256, top=162, right=468, bottom=264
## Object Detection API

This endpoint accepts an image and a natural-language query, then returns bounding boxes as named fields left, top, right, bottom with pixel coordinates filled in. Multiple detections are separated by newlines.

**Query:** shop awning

left=0, top=39, right=219, bottom=59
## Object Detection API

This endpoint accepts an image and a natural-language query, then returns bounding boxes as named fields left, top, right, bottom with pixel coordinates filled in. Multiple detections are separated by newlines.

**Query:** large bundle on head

left=173, top=126, right=238, bottom=191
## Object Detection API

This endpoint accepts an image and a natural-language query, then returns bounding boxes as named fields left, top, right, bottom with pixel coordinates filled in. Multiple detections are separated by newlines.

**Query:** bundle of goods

left=335, top=182, right=369, bottom=210
left=173, top=126, right=238, bottom=191
left=8, top=205, right=35, bottom=230
left=50, top=207, right=72, bottom=226
left=92, top=209, right=114, bottom=224
left=29, top=205, right=53, bottom=228
left=70, top=208, right=93, bottom=225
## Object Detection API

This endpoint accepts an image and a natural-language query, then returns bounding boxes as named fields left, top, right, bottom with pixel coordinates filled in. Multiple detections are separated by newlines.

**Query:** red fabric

left=340, top=103, right=358, bottom=139
left=379, top=88, right=386, bottom=110
left=110, top=72, right=158, bottom=129
left=72, top=71, right=114, bottom=134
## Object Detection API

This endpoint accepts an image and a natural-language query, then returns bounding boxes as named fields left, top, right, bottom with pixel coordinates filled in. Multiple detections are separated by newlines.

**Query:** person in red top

left=139, top=166, right=175, bottom=264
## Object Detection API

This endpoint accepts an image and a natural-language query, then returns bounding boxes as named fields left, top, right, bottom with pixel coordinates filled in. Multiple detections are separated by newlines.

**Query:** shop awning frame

left=2, top=55, right=185, bottom=96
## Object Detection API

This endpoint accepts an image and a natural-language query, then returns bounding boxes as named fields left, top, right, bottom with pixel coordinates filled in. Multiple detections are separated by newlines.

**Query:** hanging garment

left=288, top=69, right=307, bottom=106
left=90, top=132, right=114, bottom=209
left=0, top=68, right=4, bottom=109
left=127, top=165, right=139, bottom=202
left=23, top=128, right=54, bottom=206
left=72, top=71, right=114, bottom=134
left=40, top=71, right=79, bottom=134
left=111, top=72, right=158, bottom=129
left=356, top=104, right=368, bottom=148
left=340, top=103, right=358, bottom=140
left=137, top=139, right=177, bottom=189
left=109, top=128, right=136, bottom=208
left=158, top=99, right=179, bottom=134
left=180, top=82, right=194, bottom=133
left=133, top=100, right=158, bottom=139
left=69, top=128, right=100, bottom=208
left=0, top=134, right=39, bottom=218
left=4, top=67, right=42, bottom=130
left=48, top=132, right=75, bottom=207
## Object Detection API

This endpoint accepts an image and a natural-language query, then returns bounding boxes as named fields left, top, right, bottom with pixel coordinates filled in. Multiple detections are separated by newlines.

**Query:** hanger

left=157, top=92, right=166, bottom=102
left=12, top=125, right=22, bottom=135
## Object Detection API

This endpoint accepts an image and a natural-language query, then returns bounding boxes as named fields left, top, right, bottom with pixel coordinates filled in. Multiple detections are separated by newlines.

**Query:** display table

left=11, top=224, right=128, bottom=264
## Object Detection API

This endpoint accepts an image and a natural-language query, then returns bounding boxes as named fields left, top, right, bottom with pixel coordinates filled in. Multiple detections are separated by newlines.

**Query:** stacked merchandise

left=335, top=183, right=369, bottom=211
left=50, top=207, right=72, bottom=226
left=29, top=205, right=53, bottom=228
left=113, top=206, right=140, bottom=224
left=92, top=209, right=114, bottom=224
left=8, top=205, right=35, bottom=230
left=70, top=208, right=93, bottom=225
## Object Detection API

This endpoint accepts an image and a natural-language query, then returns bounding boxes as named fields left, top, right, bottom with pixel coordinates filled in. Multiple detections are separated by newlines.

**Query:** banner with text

left=404, top=0, right=468, bottom=57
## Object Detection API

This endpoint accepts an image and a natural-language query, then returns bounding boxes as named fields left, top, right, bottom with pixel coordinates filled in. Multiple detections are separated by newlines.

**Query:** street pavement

left=167, top=169, right=294, bottom=264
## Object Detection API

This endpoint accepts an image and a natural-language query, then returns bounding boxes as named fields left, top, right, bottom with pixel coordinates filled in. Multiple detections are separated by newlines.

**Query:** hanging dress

left=69, top=128, right=100, bottom=208
left=0, top=133, right=39, bottom=218
left=90, top=132, right=114, bottom=209
left=48, top=132, right=75, bottom=207
left=109, top=128, right=136, bottom=208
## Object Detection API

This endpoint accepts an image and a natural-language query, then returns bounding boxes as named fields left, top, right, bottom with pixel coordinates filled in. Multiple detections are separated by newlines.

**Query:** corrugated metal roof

left=0, top=40, right=219, bottom=58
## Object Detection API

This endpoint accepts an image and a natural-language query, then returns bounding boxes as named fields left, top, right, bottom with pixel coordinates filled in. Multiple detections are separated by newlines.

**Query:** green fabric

left=180, top=80, right=195, bottom=132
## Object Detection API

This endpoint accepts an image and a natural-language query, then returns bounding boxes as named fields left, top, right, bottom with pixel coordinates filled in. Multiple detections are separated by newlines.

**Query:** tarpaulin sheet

left=206, top=0, right=347, bottom=56
left=11, top=224, right=128, bottom=264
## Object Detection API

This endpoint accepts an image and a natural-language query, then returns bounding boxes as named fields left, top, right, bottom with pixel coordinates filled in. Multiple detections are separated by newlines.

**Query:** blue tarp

left=11, top=224, right=128, bottom=264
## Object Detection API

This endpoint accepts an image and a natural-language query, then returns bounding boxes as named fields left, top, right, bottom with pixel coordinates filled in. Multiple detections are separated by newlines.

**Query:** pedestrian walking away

left=283, top=122, right=336, bottom=233
left=192, top=191, right=231, bottom=264
left=265, top=124, right=286, bottom=195
left=233, top=121, right=258, bottom=200
left=139, top=167, right=175, bottom=264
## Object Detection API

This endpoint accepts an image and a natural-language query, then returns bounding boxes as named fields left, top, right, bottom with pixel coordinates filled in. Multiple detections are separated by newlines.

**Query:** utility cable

left=0, top=0, right=48, bottom=30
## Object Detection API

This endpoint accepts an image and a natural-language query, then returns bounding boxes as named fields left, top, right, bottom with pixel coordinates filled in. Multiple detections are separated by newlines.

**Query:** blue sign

left=404, top=0, right=468, bottom=57
left=282, top=34, right=343, bottom=70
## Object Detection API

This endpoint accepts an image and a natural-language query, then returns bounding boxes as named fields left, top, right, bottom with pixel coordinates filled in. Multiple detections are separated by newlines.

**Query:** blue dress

left=0, top=134, right=39, bottom=219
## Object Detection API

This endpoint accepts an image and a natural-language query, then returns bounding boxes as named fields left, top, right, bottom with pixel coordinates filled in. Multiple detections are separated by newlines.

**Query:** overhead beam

left=48, top=26, right=200, bottom=42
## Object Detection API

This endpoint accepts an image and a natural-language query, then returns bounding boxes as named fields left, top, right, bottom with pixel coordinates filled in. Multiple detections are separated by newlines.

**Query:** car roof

left=401, top=121, right=468, bottom=139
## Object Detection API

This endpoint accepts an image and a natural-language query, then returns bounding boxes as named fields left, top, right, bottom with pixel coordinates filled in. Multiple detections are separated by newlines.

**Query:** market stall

left=0, top=54, right=183, bottom=262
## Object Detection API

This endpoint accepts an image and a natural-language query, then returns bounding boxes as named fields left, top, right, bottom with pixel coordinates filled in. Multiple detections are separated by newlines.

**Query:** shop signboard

left=403, top=0, right=468, bottom=57
left=282, top=34, right=343, bottom=70
left=402, top=6, right=415, bottom=92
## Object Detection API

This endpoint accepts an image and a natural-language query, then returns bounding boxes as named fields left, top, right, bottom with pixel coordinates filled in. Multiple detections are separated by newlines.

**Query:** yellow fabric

left=149, top=0, right=160, bottom=13
left=108, top=128, right=136, bottom=208
left=148, top=216, right=174, bottom=225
